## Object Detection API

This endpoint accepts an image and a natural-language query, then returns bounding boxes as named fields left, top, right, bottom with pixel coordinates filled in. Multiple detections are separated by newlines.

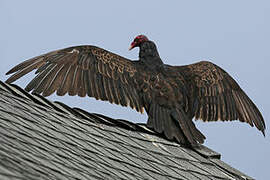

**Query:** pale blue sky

left=1, top=1, right=269, bottom=179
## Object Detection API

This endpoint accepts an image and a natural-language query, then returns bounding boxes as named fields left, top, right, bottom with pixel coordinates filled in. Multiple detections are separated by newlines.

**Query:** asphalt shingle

left=0, top=81, right=254, bottom=180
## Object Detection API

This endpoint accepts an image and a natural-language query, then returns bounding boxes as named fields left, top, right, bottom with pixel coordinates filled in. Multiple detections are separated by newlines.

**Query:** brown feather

left=213, top=96, right=218, bottom=121
left=104, top=64, right=112, bottom=78
left=164, top=110, right=173, bottom=139
left=162, top=109, right=185, bottom=143
left=102, top=77, right=113, bottom=103
left=33, top=64, right=58, bottom=94
left=57, top=65, right=75, bottom=96
left=171, top=109, right=196, bottom=145
left=84, top=70, right=93, bottom=97
left=208, top=97, right=214, bottom=121
left=160, top=107, right=166, bottom=132
left=6, top=56, right=44, bottom=75
left=68, top=66, right=80, bottom=96
left=226, top=92, right=234, bottom=120
left=129, top=86, right=141, bottom=112
left=97, top=61, right=103, bottom=74
left=147, top=104, right=154, bottom=129
left=152, top=103, right=158, bottom=132
left=236, top=92, right=252, bottom=126
left=217, top=95, right=222, bottom=120
left=24, top=63, right=53, bottom=92
left=36, top=62, right=51, bottom=74
left=6, top=60, right=45, bottom=84
left=86, top=70, right=95, bottom=98
left=121, top=85, right=134, bottom=109
left=77, top=70, right=86, bottom=97
left=79, top=53, right=90, bottom=69
left=42, top=64, right=66, bottom=97
left=244, top=95, right=265, bottom=134
left=127, top=85, right=139, bottom=110
left=111, top=80, right=120, bottom=105
left=106, top=78, right=116, bottom=104
left=156, top=105, right=163, bottom=133
left=96, top=74, right=106, bottom=100
left=91, top=72, right=101, bottom=100
left=232, top=91, right=246, bottom=123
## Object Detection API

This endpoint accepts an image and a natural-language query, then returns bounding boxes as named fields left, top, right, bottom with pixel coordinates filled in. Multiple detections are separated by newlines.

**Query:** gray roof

left=0, top=81, right=253, bottom=180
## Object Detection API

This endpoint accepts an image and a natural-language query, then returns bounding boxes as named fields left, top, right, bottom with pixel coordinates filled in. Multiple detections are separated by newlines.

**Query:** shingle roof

left=0, top=80, right=254, bottom=180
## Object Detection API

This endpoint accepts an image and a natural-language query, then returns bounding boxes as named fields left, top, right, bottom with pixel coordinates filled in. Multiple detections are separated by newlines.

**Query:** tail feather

left=173, top=108, right=205, bottom=144
left=163, top=108, right=186, bottom=143
left=153, top=104, right=163, bottom=133
left=147, top=103, right=205, bottom=145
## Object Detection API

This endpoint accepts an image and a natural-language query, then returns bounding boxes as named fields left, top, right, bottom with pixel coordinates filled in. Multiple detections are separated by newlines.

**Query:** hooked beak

left=128, top=42, right=136, bottom=50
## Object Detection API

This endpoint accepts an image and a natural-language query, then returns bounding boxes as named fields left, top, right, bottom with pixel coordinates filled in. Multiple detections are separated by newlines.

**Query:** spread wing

left=6, top=45, right=144, bottom=113
left=178, top=61, right=265, bottom=135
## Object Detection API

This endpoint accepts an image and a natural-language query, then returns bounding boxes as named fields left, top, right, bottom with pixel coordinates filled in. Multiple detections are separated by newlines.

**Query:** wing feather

left=6, top=56, right=45, bottom=75
left=56, top=65, right=73, bottom=96
left=68, top=66, right=80, bottom=96
left=43, top=64, right=65, bottom=97
left=123, top=85, right=134, bottom=109
left=106, top=78, right=116, bottom=104
left=97, top=74, right=106, bottom=100
left=6, top=45, right=145, bottom=112
left=6, top=59, right=45, bottom=83
left=103, top=78, right=115, bottom=103
left=178, top=61, right=265, bottom=135
left=33, top=64, right=58, bottom=94
left=25, top=63, right=52, bottom=92
left=77, top=69, right=86, bottom=97
left=84, top=70, right=93, bottom=97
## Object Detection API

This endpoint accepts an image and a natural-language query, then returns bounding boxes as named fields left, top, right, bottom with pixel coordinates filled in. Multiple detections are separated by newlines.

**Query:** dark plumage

left=6, top=35, right=265, bottom=146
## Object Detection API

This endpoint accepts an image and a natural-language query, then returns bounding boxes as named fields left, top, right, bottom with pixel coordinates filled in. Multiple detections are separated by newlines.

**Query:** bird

left=5, top=35, right=265, bottom=146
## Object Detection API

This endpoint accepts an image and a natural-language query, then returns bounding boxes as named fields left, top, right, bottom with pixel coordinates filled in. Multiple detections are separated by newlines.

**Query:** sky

left=1, top=0, right=269, bottom=179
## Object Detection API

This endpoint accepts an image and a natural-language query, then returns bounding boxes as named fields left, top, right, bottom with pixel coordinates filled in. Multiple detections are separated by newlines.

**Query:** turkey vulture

left=5, top=35, right=265, bottom=146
